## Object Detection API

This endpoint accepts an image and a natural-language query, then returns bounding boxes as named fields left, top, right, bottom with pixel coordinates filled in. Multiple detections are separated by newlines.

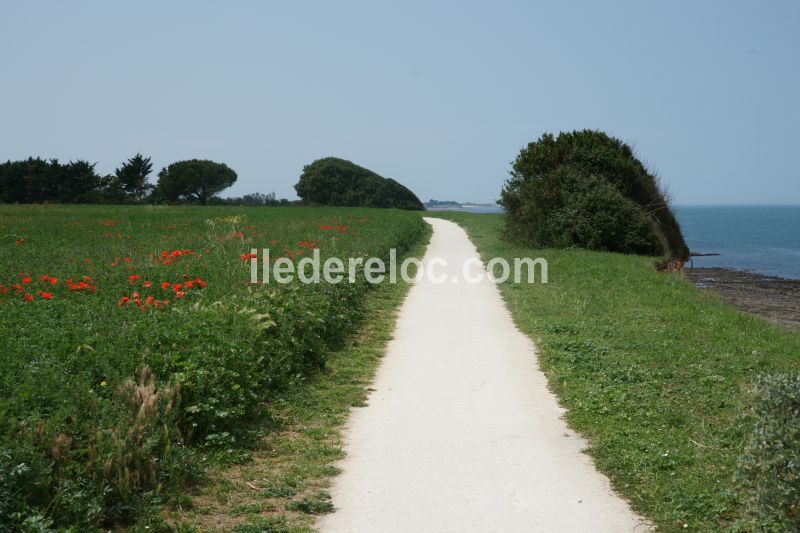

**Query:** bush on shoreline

left=500, top=130, right=689, bottom=260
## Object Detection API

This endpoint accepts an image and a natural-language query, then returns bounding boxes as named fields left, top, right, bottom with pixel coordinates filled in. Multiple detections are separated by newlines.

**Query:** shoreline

left=685, top=267, right=800, bottom=331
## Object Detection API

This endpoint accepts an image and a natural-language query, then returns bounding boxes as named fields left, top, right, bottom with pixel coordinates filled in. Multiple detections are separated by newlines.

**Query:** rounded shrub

left=500, top=130, right=689, bottom=259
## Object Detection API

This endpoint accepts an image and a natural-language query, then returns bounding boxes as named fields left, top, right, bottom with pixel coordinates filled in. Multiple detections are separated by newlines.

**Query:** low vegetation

left=736, top=373, right=800, bottom=531
left=165, top=231, right=429, bottom=531
left=500, top=130, right=689, bottom=261
left=295, top=157, right=424, bottom=210
left=0, top=205, right=427, bottom=529
left=431, top=211, right=800, bottom=531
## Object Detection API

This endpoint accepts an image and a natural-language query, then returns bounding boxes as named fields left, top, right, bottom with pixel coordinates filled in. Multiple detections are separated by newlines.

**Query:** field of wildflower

left=0, top=204, right=427, bottom=530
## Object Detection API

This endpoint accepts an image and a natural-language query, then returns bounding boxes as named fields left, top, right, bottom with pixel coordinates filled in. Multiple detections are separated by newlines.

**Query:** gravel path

left=318, top=218, right=649, bottom=533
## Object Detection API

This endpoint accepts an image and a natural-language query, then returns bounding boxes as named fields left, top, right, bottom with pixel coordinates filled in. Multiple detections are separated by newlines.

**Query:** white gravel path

left=318, top=218, right=650, bottom=533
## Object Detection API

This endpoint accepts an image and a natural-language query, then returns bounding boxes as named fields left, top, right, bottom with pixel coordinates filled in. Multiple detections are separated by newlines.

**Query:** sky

left=1, top=1, right=798, bottom=205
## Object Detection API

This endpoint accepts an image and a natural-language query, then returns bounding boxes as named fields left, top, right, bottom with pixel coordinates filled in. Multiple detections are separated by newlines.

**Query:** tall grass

left=0, top=205, right=426, bottom=529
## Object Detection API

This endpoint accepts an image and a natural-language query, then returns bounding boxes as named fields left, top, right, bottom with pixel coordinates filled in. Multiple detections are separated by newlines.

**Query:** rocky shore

left=686, top=267, right=800, bottom=331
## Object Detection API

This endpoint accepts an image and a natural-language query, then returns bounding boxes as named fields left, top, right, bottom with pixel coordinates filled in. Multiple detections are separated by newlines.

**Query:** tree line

left=0, top=154, right=289, bottom=206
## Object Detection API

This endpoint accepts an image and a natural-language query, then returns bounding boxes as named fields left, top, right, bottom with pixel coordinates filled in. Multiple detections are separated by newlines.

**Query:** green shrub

left=295, top=157, right=424, bottom=210
left=500, top=130, right=689, bottom=259
left=517, top=170, right=663, bottom=255
left=736, top=373, right=800, bottom=530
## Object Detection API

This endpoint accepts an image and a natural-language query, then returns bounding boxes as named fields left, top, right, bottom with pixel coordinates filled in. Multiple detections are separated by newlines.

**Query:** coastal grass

left=429, top=211, right=800, bottom=531
left=164, top=226, right=430, bottom=532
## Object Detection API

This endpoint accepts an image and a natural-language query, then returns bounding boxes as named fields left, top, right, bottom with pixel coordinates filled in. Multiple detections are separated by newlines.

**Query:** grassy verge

left=428, top=211, right=800, bottom=531
left=164, top=226, right=430, bottom=532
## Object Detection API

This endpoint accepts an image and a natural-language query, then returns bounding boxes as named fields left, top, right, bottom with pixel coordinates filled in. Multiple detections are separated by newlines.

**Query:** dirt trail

left=318, top=218, right=649, bottom=532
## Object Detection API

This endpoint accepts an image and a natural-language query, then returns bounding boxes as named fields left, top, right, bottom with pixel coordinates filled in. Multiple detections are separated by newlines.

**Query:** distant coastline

left=424, top=199, right=504, bottom=214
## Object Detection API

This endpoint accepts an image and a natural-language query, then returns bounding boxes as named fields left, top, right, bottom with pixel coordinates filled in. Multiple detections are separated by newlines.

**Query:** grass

left=165, top=228, right=429, bottom=531
left=428, top=211, right=800, bottom=532
left=0, top=204, right=428, bottom=530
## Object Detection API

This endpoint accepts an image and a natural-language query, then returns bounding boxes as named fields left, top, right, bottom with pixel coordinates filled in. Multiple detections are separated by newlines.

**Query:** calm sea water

left=675, top=206, right=800, bottom=279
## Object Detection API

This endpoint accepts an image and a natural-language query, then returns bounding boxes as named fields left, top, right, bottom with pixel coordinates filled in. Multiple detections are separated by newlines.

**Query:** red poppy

left=38, top=291, right=53, bottom=300
left=129, top=275, right=141, bottom=284
left=24, top=294, right=33, bottom=302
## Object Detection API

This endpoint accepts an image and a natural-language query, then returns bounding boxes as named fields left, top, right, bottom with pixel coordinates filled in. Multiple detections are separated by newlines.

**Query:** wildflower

left=24, top=294, right=33, bottom=302
left=100, top=381, right=108, bottom=388
left=119, top=297, right=130, bottom=306
left=241, top=252, right=258, bottom=261
left=144, top=280, right=152, bottom=288
left=172, top=283, right=182, bottom=291
left=129, top=274, right=141, bottom=284
left=21, top=276, right=31, bottom=285
left=38, top=291, right=53, bottom=300
left=160, top=282, right=170, bottom=290
left=175, top=290, right=186, bottom=299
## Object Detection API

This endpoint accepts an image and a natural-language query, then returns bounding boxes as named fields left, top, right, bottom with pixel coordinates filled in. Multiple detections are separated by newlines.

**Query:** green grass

left=428, top=211, right=800, bottom=532
left=166, top=229, right=429, bottom=531
left=0, top=205, right=428, bottom=530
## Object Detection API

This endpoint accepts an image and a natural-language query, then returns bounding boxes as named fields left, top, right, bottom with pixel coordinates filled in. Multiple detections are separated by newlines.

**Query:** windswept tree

left=295, top=157, right=424, bottom=210
left=156, top=159, right=237, bottom=204
left=500, top=130, right=689, bottom=260
left=114, top=153, right=153, bottom=202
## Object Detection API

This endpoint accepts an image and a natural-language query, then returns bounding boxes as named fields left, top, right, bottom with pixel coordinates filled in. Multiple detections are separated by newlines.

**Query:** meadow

left=431, top=211, right=800, bottom=531
left=0, top=205, right=427, bottom=530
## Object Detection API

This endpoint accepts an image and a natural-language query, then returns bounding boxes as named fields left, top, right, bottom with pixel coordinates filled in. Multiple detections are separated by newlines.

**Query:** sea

left=675, top=206, right=800, bottom=280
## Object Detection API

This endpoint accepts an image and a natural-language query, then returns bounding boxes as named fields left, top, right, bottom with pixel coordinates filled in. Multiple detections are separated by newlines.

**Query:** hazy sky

left=2, top=1, right=798, bottom=205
